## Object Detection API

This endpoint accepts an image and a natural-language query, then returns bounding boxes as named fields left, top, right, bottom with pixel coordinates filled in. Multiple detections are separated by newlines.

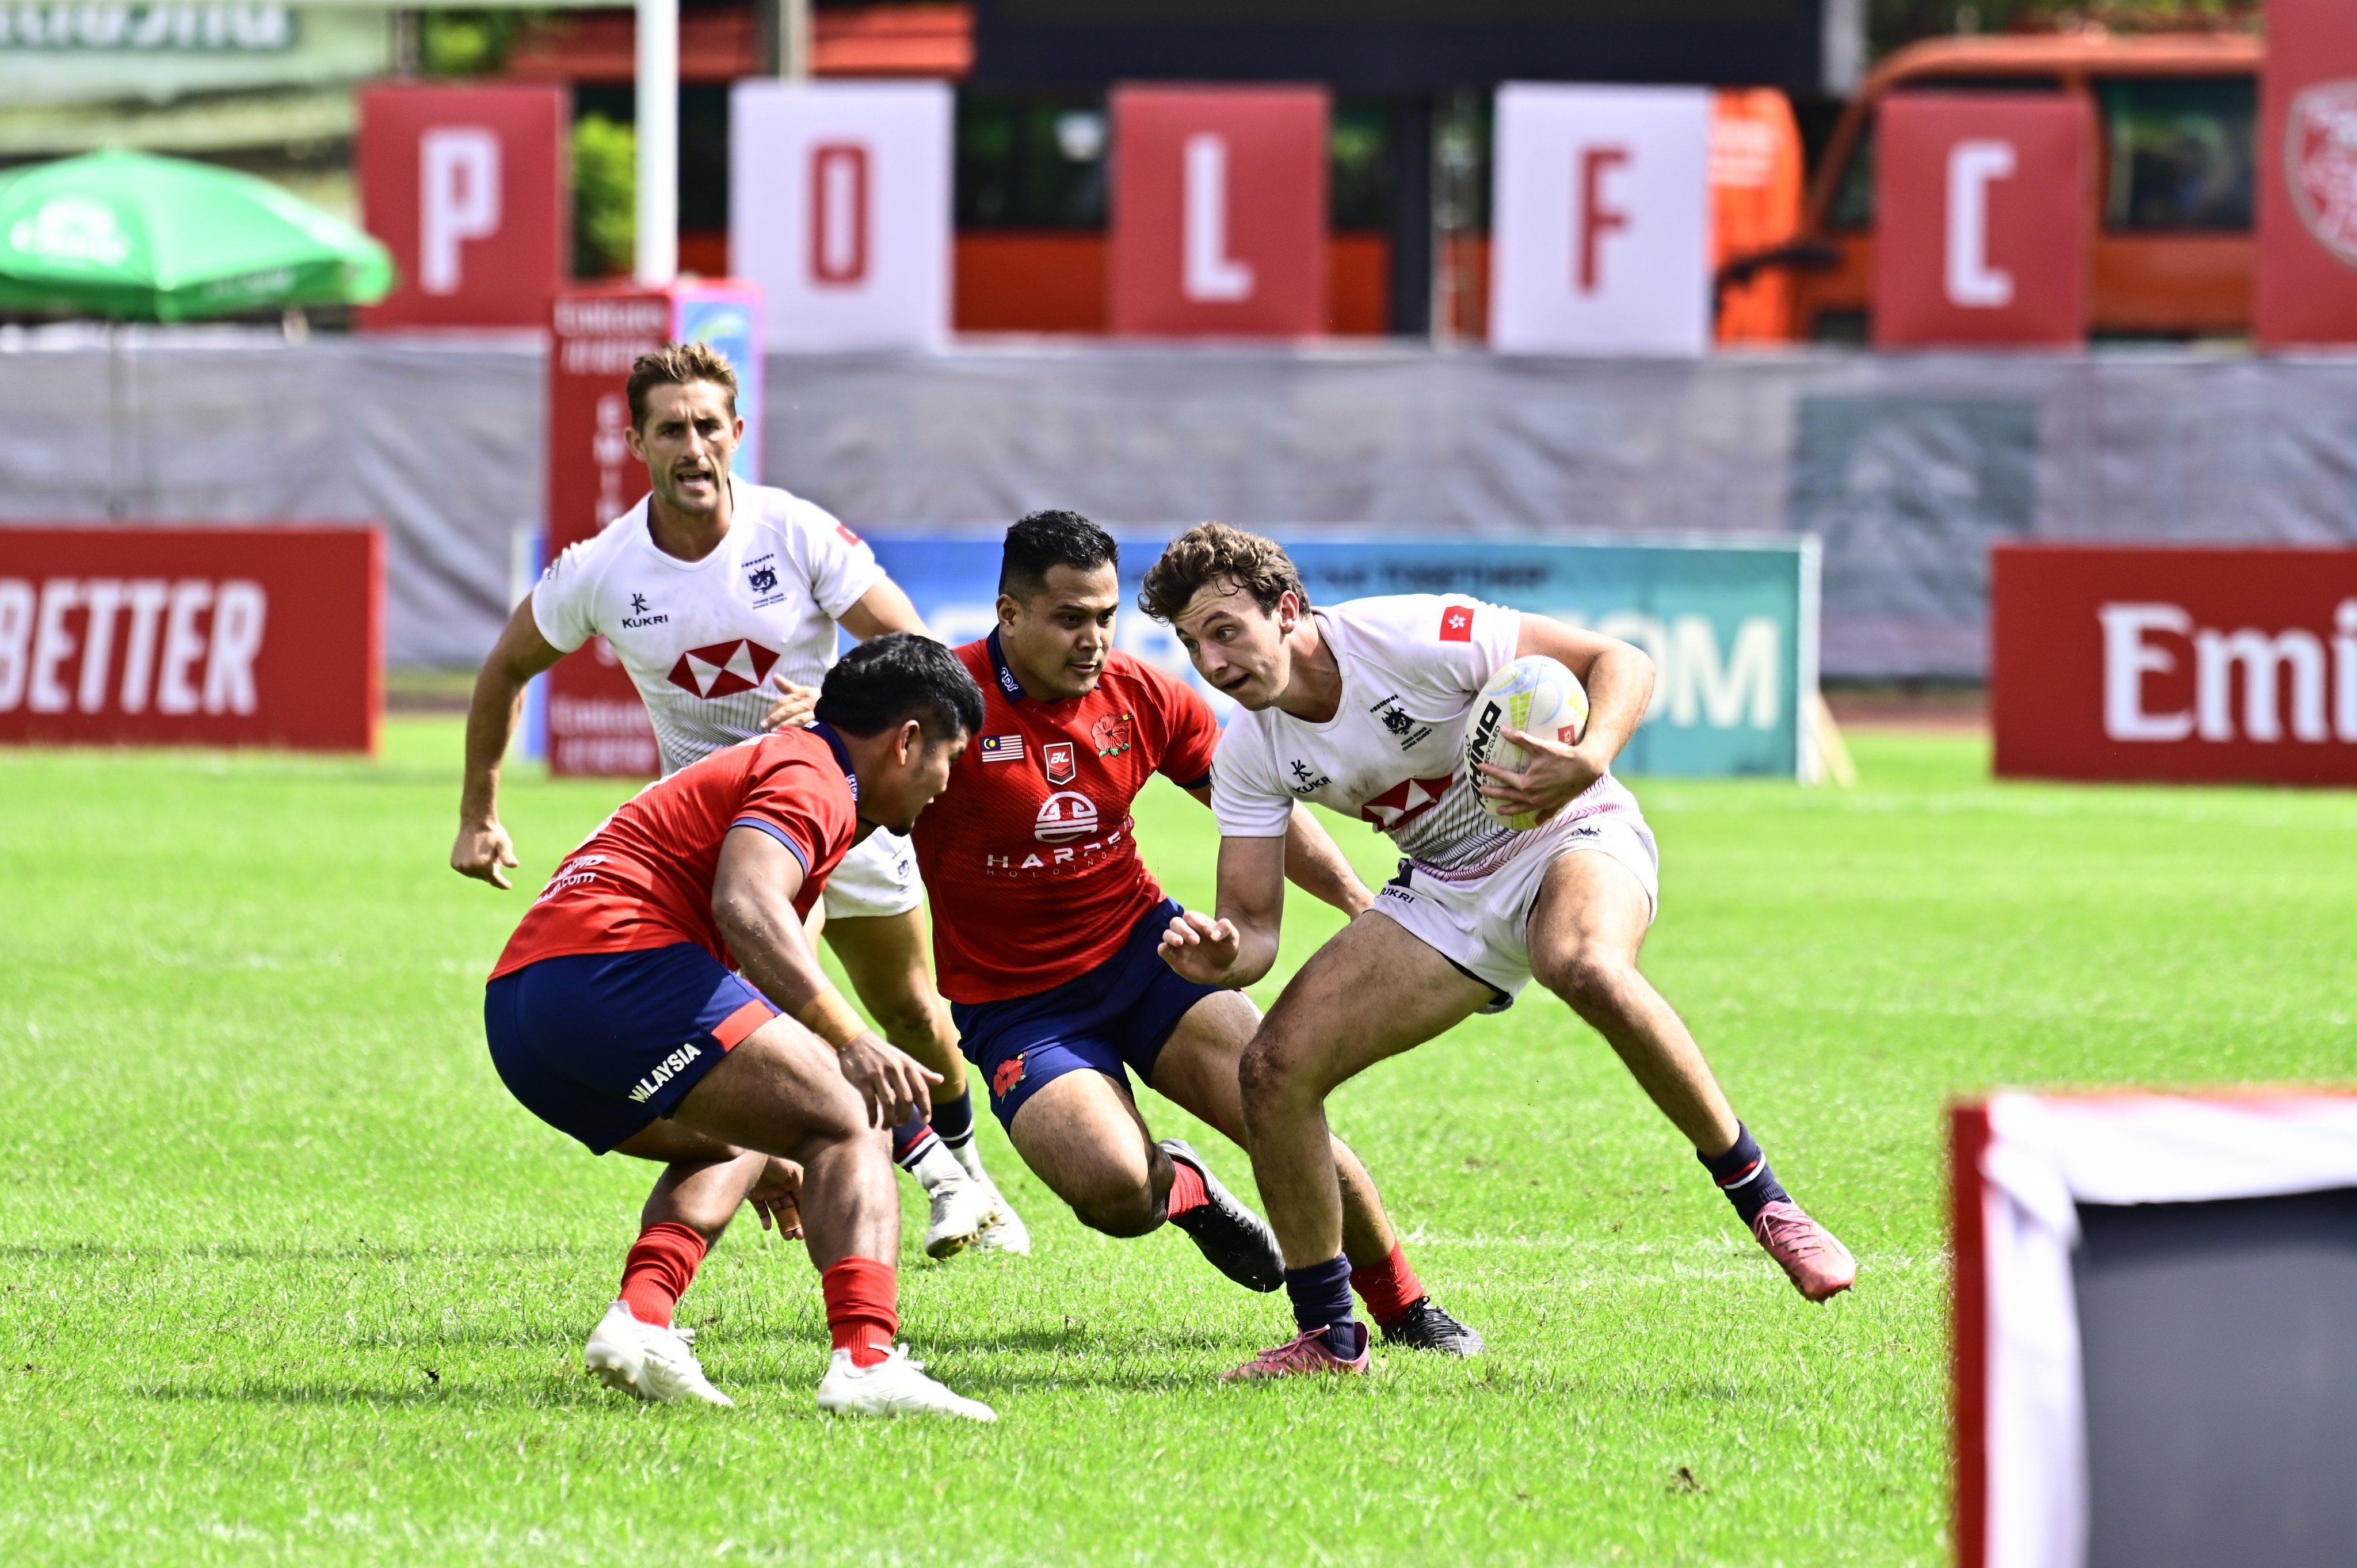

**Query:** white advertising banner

left=729, top=81, right=951, bottom=353
left=1489, top=83, right=1715, bottom=357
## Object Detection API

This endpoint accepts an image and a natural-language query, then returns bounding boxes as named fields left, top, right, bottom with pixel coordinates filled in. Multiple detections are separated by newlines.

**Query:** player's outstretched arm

left=712, top=826, right=941, bottom=1127
left=452, top=594, right=567, bottom=888
left=1478, top=615, right=1657, bottom=822
left=1159, top=834, right=1288, bottom=989
left=1183, top=785, right=1371, bottom=918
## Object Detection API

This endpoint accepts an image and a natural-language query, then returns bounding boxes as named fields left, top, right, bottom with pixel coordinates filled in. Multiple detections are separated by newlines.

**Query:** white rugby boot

left=905, top=1136, right=987, bottom=1259
left=816, top=1345, right=996, bottom=1421
left=582, top=1301, right=734, bottom=1407
left=972, top=1176, right=1032, bottom=1256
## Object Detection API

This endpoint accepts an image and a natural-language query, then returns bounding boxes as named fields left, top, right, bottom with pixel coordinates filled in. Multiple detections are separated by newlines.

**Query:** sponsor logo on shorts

left=1042, top=740, right=1077, bottom=786
left=1034, top=790, right=1099, bottom=842
left=627, top=1041, right=703, bottom=1104
left=991, top=1052, right=1028, bottom=1101
left=1091, top=711, right=1133, bottom=757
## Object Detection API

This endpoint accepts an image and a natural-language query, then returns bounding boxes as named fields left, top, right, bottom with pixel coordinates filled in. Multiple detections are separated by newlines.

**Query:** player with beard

left=484, top=634, right=993, bottom=1417
left=899, top=512, right=1481, bottom=1353
left=452, top=344, right=1020, bottom=1263
left=1142, top=524, right=1855, bottom=1381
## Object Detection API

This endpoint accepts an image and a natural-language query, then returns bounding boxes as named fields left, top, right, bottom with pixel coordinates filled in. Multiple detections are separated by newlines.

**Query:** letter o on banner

left=1872, top=94, right=2090, bottom=348
left=730, top=81, right=952, bottom=352
left=1488, top=83, right=1715, bottom=357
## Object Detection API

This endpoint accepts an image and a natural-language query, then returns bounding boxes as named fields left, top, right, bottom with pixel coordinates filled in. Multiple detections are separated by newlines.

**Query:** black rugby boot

left=1379, top=1298, right=1486, bottom=1356
left=1158, top=1139, right=1284, bottom=1292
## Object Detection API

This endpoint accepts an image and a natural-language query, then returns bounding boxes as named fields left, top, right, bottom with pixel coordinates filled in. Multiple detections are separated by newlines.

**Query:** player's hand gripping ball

left=1464, top=654, right=1589, bottom=830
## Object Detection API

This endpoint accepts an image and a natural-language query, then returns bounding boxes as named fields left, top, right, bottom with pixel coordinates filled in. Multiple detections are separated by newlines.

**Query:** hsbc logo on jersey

left=1359, top=772, right=1454, bottom=831
left=1034, top=790, right=1099, bottom=842
left=666, top=638, right=781, bottom=699
left=1042, top=740, right=1078, bottom=785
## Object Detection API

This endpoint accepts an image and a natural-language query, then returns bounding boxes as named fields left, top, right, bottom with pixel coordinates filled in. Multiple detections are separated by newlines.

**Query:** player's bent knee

left=1071, top=1185, right=1161, bottom=1238
left=1539, top=948, right=1637, bottom=1019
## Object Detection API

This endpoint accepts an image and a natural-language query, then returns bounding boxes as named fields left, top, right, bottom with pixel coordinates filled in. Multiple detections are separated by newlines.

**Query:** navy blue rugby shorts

left=952, top=898, right=1223, bottom=1131
left=484, top=943, right=776, bottom=1154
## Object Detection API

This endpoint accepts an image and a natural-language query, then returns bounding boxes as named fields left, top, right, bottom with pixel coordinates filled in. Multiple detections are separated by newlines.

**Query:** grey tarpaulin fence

left=5, top=325, right=2354, bottom=676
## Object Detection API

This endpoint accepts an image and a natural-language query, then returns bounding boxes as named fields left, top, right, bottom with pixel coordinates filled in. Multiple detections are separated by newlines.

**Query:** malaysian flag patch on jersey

left=979, top=734, right=1026, bottom=764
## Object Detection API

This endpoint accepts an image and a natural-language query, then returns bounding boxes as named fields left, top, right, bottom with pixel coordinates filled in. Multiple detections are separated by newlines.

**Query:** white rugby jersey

left=1210, top=594, right=1635, bottom=882
left=532, top=476, right=886, bottom=775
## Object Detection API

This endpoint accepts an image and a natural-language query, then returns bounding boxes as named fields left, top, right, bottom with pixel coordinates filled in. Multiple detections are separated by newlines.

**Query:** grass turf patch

left=1, top=721, right=2351, bottom=1565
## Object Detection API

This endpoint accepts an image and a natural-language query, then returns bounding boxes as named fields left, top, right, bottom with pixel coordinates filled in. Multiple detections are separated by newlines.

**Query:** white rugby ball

left=1463, top=655, right=1589, bottom=830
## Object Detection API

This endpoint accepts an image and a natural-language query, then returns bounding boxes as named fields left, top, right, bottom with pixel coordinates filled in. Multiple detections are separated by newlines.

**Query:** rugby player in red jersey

left=483, top=634, right=994, bottom=1417
left=1141, top=525, right=1853, bottom=1382
left=903, top=512, right=1482, bottom=1352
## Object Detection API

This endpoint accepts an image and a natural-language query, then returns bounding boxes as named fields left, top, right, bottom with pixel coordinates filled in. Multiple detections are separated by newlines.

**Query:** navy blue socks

left=931, top=1086, right=977, bottom=1158
left=1283, top=1256, right=1366, bottom=1359
left=1698, top=1121, right=1790, bottom=1226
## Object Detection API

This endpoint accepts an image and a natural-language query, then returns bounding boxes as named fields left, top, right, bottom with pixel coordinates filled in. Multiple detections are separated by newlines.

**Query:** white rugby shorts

left=1370, top=802, right=1659, bottom=1008
left=821, top=829, right=925, bottom=920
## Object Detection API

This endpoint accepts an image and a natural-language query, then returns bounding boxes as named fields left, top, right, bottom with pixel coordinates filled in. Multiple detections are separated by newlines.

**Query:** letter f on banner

left=1578, top=146, right=1631, bottom=293
left=1182, top=133, right=1253, bottom=302
left=1946, top=140, right=2016, bottom=308
left=420, top=127, right=501, bottom=296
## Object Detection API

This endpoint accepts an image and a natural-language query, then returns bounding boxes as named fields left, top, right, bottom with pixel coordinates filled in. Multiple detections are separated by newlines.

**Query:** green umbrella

left=0, top=148, right=393, bottom=321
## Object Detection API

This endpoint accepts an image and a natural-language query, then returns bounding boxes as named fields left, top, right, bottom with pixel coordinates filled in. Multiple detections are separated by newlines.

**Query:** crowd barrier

left=5, top=328, right=2355, bottom=677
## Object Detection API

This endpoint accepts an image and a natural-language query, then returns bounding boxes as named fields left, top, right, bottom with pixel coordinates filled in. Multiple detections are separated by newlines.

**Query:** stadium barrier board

left=1951, top=1092, right=2357, bottom=1568
left=864, top=531, right=1821, bottom=780
left=1990, top=544, right=2357, bottom=785
left=0, top=525, right=381, bottom=752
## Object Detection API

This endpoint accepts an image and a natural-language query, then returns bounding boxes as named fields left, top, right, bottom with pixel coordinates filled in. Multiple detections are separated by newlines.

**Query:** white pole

left=635, top=0, right=678, bottom=286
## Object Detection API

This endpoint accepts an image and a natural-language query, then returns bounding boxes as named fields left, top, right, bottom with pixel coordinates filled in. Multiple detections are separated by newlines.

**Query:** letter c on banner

left=810, top=143, right=870, bottom=287
left=1577, top=146, right=1630, bottom=294
left=1946, top=139, right=2016, bottom=309
left=419, top=126, right=502, bottom=296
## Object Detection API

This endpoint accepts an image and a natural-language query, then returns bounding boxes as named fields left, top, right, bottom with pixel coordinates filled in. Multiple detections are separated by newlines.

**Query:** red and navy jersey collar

left=985, top=630, right=1027, bottom=704
left=807, top=720, right=859, bottom=803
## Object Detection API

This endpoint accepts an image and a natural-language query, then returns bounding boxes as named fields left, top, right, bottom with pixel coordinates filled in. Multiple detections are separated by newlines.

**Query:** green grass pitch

left=2, top=720, right=2352, bottom=1566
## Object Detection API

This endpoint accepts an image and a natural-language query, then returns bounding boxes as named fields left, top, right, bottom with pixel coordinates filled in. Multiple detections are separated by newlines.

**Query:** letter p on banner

left=1489, top=83, right=1714, bottom=357
left=731, top=81, right=952, bottom=352
left=357, top=85, right=567, bottom=330
left=1872, top=95, right=2089, bottom=348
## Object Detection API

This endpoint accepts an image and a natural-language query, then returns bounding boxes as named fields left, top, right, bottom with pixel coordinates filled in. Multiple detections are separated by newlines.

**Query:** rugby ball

left=1463, top=655, right=1589, bottom=830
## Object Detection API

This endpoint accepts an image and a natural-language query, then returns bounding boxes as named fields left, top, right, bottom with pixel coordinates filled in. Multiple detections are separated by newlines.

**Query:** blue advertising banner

left=861, top=531, right=1820, bottom=779
left=674, top=285, right=764, bottom=482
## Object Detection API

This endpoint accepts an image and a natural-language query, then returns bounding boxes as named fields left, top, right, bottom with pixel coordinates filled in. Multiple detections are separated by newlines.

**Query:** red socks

left=619, top=1221, right=709, bottom=1329
left=821, top=1257, right=899, bottom=1368
left=1350, top=1241, right=1428, bottom=1328
left=1165, top=1158, right=1208, bottom=1220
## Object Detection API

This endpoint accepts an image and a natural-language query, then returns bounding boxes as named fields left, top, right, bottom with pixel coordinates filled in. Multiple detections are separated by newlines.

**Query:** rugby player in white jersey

left=452, top=344, right=1023, bottom=1287
left=1142, top=524, right=1854, bottom=1380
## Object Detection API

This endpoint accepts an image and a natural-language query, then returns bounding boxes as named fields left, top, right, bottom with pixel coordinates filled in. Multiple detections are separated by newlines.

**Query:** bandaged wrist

left=795, top=990, right=868, bottom=1051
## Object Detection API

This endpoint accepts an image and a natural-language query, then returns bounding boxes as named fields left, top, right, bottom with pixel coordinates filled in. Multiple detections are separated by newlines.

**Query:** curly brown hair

left=1137, top=523, right=1309, bottom=624
left=625, top=341, right=739, bottom=430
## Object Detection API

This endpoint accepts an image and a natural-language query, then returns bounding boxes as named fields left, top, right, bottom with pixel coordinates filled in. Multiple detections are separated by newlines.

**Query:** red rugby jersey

left=912, top=634, right=1221, bottom=1004
left=490, top=726, right=860, bottom=979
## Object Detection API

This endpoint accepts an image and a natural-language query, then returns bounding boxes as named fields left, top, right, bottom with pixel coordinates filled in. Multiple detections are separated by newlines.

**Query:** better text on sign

left=1488, top=83, right=1714, bottom=357
left=357, top=84, right=568, bottom=331
left=0, top=526, right=380, bottom=751
left=1991, top=544, right=2357, bottom=785
left=1873, top=94, right=2090, bottom=348
left=1108, top=86, right=1328, bottom=338
left=730, top=81, right=952, bottom=353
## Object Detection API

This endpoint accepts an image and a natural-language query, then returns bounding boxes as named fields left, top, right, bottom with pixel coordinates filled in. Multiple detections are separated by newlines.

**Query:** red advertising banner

left=2256, top=0, right=2357, bottom=347
left=1873, top=95, right=2090, bottom=348
left=1992, top=544, right=2357, bottom=785
left=1109, top=85, right=1328, bottom=337
left=357, top=85, right=569, bottom=331
left=0, top=527, right=380, bottom=751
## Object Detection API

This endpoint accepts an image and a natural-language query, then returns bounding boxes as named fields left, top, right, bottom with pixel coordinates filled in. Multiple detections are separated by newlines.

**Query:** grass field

left=3, top=720, right=2352, bottom=1566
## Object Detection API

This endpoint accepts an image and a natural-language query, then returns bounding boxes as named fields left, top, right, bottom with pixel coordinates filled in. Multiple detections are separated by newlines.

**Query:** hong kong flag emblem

left=1438, top=605, right=1473, bottom=643
left=666, top=639, right=781, bottom=699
